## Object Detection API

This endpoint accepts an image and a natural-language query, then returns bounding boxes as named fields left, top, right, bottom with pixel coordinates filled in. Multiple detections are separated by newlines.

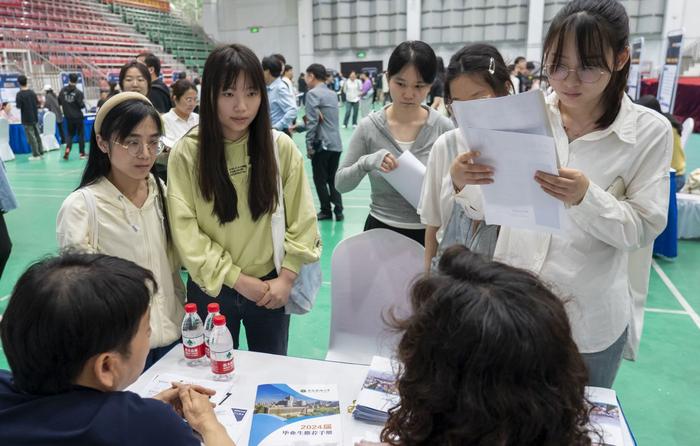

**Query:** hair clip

left=488, top=57, right=495, bottom=75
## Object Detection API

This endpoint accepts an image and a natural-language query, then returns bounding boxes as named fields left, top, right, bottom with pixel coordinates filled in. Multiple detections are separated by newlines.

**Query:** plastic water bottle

left=181, top=303, right=205, bottom=366
left=203, top=303, right=220, bottom=359
left=209, top=315, right=235, bottom=381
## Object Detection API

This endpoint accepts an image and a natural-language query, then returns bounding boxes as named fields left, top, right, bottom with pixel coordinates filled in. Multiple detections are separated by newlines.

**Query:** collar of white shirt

left=546, top=91, right=638, bottom=145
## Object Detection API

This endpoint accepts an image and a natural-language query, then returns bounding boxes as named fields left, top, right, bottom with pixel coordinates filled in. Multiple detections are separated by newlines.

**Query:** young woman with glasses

left=449, top=0, right=673, bottom=388
left=57, top=93, right=185, bottom=369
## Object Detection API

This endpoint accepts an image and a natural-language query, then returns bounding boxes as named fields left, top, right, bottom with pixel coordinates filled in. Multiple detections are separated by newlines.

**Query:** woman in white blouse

left=162, top=79, right=199, bottom=148
left=450, top=0, right=672, bottom=388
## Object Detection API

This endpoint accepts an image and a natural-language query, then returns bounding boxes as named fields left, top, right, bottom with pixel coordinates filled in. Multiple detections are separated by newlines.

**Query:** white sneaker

left=28, top=156, right=41, bottom=161
left=342, top=125, right=347, bottom=129
left=352, top=124, right=357, bottom=128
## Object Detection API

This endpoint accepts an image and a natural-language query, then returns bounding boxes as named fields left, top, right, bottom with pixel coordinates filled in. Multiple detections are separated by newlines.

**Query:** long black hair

left=198, top=44, right=278, bottom=224
left=79, top=99, right=170, bottom=241
left=387, top=41, right=438, bottom=84
left=382, top=245, right=592, bottom=445
left=445, top=43, right=513, bottom=101
left=542, top=0, right=630, bottom=129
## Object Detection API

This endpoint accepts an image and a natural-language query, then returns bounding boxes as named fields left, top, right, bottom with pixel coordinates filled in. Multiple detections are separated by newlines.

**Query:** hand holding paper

left=379, top=150, right=426, bottom=209
left=450, top=151, right=494, bottom=190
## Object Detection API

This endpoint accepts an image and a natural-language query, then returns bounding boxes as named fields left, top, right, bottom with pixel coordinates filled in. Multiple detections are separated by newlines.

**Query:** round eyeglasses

left=544, top=64, right=608, bottom=84
left=112, top=139, right=164, bottom=157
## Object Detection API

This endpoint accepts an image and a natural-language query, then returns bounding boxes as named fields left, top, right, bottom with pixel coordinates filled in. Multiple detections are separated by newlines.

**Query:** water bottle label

left=182, top=335, right=205, bottom=359
left=210, top=350, right=234, bottom=374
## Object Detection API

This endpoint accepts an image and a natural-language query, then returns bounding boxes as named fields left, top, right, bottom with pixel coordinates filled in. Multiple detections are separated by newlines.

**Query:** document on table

left=140, top=372, right=234, bottom=405
left=462, top=128, right=566, bottom=232
left=450, top=89, right=553, bottom=137
left=380, top=150, right=426, bottom=209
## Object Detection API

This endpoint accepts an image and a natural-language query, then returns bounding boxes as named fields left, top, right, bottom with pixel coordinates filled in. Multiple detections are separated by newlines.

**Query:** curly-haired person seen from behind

left=358, top=244, right=593, bottom=446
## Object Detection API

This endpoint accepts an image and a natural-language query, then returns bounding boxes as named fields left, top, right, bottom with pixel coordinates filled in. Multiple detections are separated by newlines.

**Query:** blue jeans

left=186, top=271, right=290, bottom=356
left=581, top=327, right=628, bottom=388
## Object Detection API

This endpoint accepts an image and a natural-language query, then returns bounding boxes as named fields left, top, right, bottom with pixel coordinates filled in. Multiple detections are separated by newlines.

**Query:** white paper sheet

left=450, top=89, right=553, bottom=137
left=140, top=372, right=234, bottom=406
left=461, top=128, right=566, bottom=232
left=380, top=150, right=426, bottom=208
left=215, top=406, right=250, bottom=445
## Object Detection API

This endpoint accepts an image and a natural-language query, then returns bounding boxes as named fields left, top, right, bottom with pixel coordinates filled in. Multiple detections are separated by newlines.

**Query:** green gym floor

left=1, top=127, right=698, bottom=446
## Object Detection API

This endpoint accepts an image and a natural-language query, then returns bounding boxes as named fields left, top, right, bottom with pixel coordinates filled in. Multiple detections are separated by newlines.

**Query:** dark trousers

left=343, top=101, right=359, bottom=126
left=56, top=121, right=66, bottom=146
left=65, top=118, right=85, bottom=154
left=23, top=124, right=44, bottom=157
left=312, top=150, right=343, bottom=215
left=364, top=214, right=425, bottom=246
left=186, top=272, right=290, bottom=355
left=0, top=213, right=11, bottom=280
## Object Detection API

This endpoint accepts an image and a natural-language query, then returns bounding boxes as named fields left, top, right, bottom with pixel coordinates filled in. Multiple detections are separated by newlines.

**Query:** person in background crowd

left=0, top=252, right=236, bottom=446
left=304, top=63, right=344, bottom=221
left=0, top=102, right=18, bottom=123
left=119, top=61, right=151, bottom=97
left=167, top=44, right=320, bottom=356
left=359, top=71, right=374, bottom=117
left=342, top=71, right=362, bottom=128
left=356, top=245, right=593, bottom=446
left=57, top=93, right=185, bottom=370
left=58, top=73, right=86, bottom=160
left=43, top=85, right=66, bottom=145
left=450, top=0, right=673, bottom=388
left=107, top=81, right=119, bottom=98
left=636, top=95, right=686, bottom=191
left=0, top=158, right=17, bottom=279
left=97, top=90, right=110, bottom=109
left=381, top=70, right=390, bottom=104
left=193, top=77, right=202, bottom=113
left=297, top=72, right=308, bottom=106
left=336, top=41, right=453, bottom=245
left=283, top=64, right=295, bottom=94
left=262, top=55, right=298, bottom=136
left=137, top=52, right=172, bottom=113
left=428, top=56, right=446, bottom=114
left=163, top=79, right=199, bottom=149
left=15, top=75, right=45, bottom=160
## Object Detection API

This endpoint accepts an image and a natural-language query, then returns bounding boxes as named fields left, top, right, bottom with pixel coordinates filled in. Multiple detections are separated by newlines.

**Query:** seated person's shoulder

left=118, top=392, right=200, bottom=445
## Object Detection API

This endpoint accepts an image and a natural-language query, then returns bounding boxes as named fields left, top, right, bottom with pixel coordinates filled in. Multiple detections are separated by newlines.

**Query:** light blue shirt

left=267, top=77, right=298, bottom=131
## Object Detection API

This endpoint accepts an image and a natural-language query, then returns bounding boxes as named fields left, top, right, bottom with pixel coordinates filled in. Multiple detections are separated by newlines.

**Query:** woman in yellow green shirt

left=167, top=44, right=320, bottom=355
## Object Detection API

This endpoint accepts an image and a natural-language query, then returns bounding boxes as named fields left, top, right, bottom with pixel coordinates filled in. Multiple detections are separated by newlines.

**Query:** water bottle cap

left=207, top=303, right=220, bottom=313
left=184, top=303, right=197, bottom=313
left=213, top=315, right=226, bottom=326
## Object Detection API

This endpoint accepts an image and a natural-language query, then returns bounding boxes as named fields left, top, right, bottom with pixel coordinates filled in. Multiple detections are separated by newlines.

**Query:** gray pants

left=23, top=124, right=44, bottom=157
left=581, top=327, right=628, bottom=388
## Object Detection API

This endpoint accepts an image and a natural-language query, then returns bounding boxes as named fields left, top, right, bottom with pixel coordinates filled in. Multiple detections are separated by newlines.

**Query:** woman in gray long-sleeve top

left=335, top=41, right=453, bottom=245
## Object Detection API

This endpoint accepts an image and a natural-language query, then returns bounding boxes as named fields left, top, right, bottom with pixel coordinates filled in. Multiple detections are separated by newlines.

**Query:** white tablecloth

left=128, top=346, right=636, bottom=445
left=677, top=193, right=700, bottom=239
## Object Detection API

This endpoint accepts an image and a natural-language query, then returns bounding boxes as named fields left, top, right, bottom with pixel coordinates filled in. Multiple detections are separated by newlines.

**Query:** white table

left=129, top=346, right=636, bottom=446
left=129, top=347, right=383, bottom=445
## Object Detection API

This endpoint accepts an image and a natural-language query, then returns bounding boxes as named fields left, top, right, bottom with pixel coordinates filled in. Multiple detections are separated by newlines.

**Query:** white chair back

left=681, top=118, right=694, bottom=152
left=40, top=112, right=60, bottom=151
left=326, top=229, right=425, bottom=365
left=0, top=118, right=14, bottom=162
left=42, top=111, right=56, bottom=136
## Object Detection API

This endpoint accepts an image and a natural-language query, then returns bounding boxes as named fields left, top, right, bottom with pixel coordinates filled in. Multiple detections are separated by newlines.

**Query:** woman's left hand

left=535, top=168, right=590, bottom=206
left=257, top=269, right=297, bottom=309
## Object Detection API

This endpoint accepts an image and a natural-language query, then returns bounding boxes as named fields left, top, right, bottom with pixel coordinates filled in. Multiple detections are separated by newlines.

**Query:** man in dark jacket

left=14, top=75, right=44, bottom=160
left=137, top=52, right=172, bottom=113
left=58, top=73, right=86, bottom=160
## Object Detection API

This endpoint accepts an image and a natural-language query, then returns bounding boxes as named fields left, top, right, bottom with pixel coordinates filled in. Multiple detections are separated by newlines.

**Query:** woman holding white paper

left=335, top=41, right=453, bottom=245
left=419, top=43, right=512, bottom=271
left=450, top=0, right=672, bottom=388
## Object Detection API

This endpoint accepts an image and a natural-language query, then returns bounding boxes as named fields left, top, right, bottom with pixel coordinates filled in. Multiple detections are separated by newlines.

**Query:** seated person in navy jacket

left=0, top=252, right=235, bottom=446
